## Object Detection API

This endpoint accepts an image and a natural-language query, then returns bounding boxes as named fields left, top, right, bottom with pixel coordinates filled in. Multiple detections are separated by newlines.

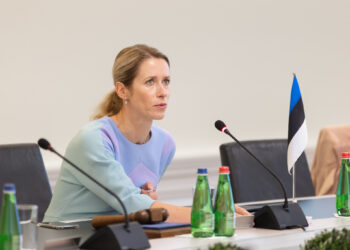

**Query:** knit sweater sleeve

left=64, top=123, right=155, bottom=213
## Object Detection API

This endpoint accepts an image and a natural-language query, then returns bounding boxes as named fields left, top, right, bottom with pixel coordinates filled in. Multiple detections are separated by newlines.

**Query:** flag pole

left=291, top=72, right=296, bottom=202
left=292, top=164, right=296, bottom=202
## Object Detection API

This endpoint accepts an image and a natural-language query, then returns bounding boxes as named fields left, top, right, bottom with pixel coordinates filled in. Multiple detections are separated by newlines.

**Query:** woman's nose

left=157, top=83, right=169, bottom=98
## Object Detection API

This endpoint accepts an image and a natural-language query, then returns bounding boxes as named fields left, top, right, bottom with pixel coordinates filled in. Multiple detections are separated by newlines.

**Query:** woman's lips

left=155, top=103, right=167, bottom=109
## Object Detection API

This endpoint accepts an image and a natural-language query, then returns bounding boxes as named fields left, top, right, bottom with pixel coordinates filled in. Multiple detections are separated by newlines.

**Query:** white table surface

left=149, top=216, right=350, bottom=250
left=150, top=195, right=344, bottom=250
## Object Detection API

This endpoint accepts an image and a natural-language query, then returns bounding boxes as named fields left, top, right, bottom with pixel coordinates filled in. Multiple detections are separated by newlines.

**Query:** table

left=38, top=195, right=350, bottom=250
left=150, top=216, right=350, bottom=250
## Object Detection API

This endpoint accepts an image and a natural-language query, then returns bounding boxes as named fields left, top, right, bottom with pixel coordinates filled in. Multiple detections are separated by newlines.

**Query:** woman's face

left=126, top=57, right=170, bottom=121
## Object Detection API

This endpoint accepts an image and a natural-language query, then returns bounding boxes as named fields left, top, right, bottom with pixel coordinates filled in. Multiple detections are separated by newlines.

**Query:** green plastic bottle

left=0, top=183, right=22, bottom=250
left=336, top=152, right=350, bottom=216
left=214, top=166, right=235, bottom=236
left=191, top=168, right=214, bottom=237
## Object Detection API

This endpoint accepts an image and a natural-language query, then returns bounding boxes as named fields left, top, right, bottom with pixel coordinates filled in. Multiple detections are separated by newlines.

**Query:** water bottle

left=214, top=166, right=235, bottom=236
left=191, top=168, right=214, bottom=237
left=336, top=152, right=350, bottom=216
left=0, top=183, right=22, bottom=250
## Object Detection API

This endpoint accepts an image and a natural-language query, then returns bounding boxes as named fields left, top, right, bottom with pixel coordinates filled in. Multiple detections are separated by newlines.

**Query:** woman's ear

left=115, top=82, right=127, bottom=100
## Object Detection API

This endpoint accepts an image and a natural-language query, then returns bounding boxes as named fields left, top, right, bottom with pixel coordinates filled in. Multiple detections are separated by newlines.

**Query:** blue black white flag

left=287, top=74, right=307, bottom=174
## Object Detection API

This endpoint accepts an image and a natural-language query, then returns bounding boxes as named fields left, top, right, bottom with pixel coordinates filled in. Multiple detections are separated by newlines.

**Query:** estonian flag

left=287, top=74, right=307, bottom=174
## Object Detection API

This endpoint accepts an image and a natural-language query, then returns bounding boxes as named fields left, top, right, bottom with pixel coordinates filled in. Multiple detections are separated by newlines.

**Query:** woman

left=44, top=44, right=249, bottom=223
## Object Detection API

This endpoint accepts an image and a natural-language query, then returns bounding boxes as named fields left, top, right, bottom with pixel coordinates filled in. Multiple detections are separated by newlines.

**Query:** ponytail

left=92, top=90, right=123, bottom=120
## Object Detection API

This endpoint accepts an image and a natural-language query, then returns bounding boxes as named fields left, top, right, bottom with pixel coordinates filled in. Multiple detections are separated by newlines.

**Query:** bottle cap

left=342, top=152, right=350, bottom=158
left=197, top=168, right=208, bottom=174
left=3, top=183, right=15, bottom=192
left=219, top=166, right=230, bottom=174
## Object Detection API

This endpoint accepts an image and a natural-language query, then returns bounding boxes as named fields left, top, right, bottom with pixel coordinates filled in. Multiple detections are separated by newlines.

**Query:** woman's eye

left=145, top=79, right=154, bottom=85
left=163, top=79, right=170, bottom=85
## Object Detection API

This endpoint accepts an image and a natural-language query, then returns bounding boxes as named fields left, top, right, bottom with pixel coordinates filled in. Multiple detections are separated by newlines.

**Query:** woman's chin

left=152, top=113, right=166, bottom=120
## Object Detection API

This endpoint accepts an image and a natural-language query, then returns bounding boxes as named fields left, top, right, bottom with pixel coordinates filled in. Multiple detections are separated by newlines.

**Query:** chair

left=219, top=139, right=315, bottom=203
left=311, top=125, right=350, bottom=195
left=0, top=143, right=52, bottom=221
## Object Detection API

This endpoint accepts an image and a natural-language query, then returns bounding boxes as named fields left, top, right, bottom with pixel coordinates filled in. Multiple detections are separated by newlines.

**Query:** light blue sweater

left=44, top=117, right=176, bottom=222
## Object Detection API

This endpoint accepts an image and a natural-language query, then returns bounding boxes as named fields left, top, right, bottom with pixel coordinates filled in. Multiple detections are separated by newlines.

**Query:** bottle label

left=211, top=213, right=215, bottom=229
left=224, top=214, right=236, bottom=229
left=191, top=212, right=214, bottom=230
left=3, top=190, right=15, bottom=194
left=232, top=214, right=236, bottom=228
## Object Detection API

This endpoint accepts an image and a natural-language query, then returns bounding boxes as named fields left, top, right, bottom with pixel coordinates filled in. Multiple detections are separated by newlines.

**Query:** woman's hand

left=235, top=205, right=251, bottom=216
left=141, top=182, right=158, bottom=200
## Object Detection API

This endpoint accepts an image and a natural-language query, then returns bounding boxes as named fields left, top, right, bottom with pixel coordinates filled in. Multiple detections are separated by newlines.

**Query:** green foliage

left=207, top=242, right=246, bottom=250
left=302, top=228, right=350, bottom=250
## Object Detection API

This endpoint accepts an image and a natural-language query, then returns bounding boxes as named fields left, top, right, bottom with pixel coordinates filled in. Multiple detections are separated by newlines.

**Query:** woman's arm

left=61, top=127, right=156, bottom=214
left=235, top=205, right=251, bottom=216
left=151, top=202, right=191, bottom=223
left=150, top=202, right=250, bottom=223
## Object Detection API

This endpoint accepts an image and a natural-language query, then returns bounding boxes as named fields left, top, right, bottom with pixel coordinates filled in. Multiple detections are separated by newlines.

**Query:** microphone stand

left=38, top=139, right=150, bottom=250
left=217, top=125, right=308, bottom=230
left=223, top=131, right=289, bottom=210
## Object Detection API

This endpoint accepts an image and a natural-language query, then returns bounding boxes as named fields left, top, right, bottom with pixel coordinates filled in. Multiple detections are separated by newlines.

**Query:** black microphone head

left=215, top=120, right=228, bottom=133
left=38, top=138, right=51, bottom=150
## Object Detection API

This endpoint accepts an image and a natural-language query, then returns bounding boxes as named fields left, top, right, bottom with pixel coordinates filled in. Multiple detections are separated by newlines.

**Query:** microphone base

left=80, top=221, right=150, bottom=250
left=254, top=202, right=308, bottom=230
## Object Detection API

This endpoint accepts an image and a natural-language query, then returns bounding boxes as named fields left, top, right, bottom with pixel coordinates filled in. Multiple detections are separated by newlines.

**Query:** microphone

left=214, top=121, right=288, bottom=208
left=214, top=121, right=308, bottom=230
left=37, top=138, right=150, bottom=249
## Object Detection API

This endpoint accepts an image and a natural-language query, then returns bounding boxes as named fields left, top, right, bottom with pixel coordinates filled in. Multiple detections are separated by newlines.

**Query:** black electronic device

left=38, top=138, right=150, bottom=249
left=214, top=120, right=308, bottom=230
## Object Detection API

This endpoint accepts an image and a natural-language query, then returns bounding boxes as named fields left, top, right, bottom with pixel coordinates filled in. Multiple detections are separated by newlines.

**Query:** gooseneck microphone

left=214, top=120, right=288, bottom=209
left=37, top=138, right=150, bottom=249
left=214, top=121, right=308, bottom=230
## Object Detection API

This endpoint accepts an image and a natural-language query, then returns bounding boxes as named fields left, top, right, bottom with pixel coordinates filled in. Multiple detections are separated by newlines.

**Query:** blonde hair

left=92, top=44, right=170, bottom=120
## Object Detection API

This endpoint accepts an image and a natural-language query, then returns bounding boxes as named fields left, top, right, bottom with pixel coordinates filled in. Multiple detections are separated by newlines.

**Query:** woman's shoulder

left=62, top=117, right=121, bottom=164
left=76, top=118, right=107, bottom=138
left=151, top=125, right=176, bottom=151
left=151, top=125, right=174, bottom=141
left=69, top=117, right=115, bottom=150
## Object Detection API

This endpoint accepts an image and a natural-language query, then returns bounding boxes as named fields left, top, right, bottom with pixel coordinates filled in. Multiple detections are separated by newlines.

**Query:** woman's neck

left=110, top=110, right=152, bottom=145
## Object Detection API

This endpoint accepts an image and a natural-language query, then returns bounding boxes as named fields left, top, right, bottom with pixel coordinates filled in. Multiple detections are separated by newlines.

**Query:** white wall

left=1, top=0, right=350, bottom=169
